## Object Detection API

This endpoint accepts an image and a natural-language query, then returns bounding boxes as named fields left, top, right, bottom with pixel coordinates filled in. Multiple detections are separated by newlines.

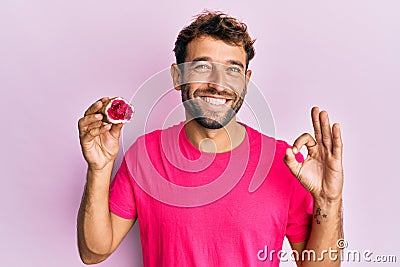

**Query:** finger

left=78, top=114, right=103, bottom=137
left=311, top=106, right=323, bottom=144
left=320, top=110, right=333, bottom=152
left=332, top=123, right=343, bottom=159
left=86, top=120, right=104, bottom=132
left=284, top=148, right=302, bottom=178
left=81, top=123, right=112, bottom=143
left=84, top=97, right=109, bottom=116
left=292, top=133, right=317, bottom=155
left=78, top=114, right=103, bottom=131
left=109, top=123, right=123, bottom=140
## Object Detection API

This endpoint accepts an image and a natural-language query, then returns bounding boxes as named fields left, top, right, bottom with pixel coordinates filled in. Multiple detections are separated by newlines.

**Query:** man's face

left=173, top=36, right=252, bottom=129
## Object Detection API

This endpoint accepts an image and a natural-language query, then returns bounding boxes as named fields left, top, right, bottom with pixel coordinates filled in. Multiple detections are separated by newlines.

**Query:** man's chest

left=134, top=172, right=291, bottom=238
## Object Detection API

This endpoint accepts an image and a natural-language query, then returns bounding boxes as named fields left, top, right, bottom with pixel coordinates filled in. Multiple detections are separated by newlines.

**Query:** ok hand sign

left=284, top=107, right=344, bottom=202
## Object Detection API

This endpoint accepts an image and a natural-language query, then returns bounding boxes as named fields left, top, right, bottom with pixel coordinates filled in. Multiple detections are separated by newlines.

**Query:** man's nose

left=209, top=65, right=228, bottom=92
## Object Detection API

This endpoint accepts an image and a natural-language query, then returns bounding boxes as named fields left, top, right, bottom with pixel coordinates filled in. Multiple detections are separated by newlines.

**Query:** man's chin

left=194, top=117, right=231, bottom=129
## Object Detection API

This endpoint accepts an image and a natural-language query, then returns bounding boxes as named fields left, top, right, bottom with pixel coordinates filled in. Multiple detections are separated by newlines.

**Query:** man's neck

left=184, top=117, right=246, bottom=153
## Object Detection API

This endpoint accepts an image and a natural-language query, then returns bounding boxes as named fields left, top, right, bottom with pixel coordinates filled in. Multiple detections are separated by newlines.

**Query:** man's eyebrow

left=191, top=57, right=211, bottom=62
left=190, top=57, right=245, bottom=69
left=226, top=60, right=244, bottom=70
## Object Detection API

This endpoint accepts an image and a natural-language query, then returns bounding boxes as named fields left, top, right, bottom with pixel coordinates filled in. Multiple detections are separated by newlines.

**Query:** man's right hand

left=78, top=97, right=124, bottom=171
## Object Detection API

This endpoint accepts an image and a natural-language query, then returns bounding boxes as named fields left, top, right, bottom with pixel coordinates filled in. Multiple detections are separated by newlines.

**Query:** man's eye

left=195, top=64, right=211, bottom=70
left=227, top=67, right=241, bottom=73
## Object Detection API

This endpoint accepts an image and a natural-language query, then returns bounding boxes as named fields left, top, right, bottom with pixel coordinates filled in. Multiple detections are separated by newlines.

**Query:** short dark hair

left=173, top=11, right=256, bottom=69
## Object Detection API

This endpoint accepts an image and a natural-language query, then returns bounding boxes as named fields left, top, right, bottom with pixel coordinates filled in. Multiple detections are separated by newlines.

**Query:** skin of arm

left=289, top=199, right=343, bottom=267
left=77, top=165, right=135, bottom=264
left=285, top=107, right=344, bottom=267
left=76, top=98, right=136, bottom=264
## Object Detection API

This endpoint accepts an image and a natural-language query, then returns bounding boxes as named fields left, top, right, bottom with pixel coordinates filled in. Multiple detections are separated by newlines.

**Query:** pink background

left=1, top=1, right=399, bottom=266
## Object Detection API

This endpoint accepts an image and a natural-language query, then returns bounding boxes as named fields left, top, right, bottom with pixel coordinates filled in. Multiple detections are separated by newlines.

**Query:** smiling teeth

left=201, top=97, right=227, bottom=105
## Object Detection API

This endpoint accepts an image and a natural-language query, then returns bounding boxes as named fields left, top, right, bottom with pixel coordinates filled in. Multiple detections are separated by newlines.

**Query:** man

left=77, top=11, right=344, bottom=266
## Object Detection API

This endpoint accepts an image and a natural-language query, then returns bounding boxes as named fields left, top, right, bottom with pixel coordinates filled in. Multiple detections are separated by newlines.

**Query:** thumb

left=284, top=147, right=301, bottom=178
left=109, top=123, right=123, bottom=140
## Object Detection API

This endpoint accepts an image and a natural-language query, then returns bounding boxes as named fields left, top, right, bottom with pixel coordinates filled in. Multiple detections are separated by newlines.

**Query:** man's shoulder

left=127, top=122, right=184, bottom=150
left=142, top=122, right=183, bottom=139
left=245, top=123, right=291, bottom=151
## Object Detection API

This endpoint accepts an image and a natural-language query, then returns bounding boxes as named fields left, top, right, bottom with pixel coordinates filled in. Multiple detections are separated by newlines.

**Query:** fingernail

left=95, top=114, right=102, bottom=119
left=292, top=147, right=298, bottom=154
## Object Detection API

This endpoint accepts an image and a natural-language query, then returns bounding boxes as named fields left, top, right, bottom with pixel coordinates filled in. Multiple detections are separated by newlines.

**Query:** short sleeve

left=285, top=152, right=314, bottom=243
left=109, top=157, right=137, bottom=220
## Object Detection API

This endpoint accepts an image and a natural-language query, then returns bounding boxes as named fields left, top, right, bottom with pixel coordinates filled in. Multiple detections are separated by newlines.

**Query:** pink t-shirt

left=109, top=122, right=313, bottom=266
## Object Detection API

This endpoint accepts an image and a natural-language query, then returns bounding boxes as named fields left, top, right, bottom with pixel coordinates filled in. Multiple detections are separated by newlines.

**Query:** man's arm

left=285, top=107, right=344, bottom=267
left=77, top=98, right=136, bottom=264
left=77, top=165, right=135, bottom=264
left=290, top=199, right=343, bottom=267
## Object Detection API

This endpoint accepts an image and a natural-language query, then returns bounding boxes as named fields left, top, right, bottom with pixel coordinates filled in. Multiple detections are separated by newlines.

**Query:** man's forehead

left=185, top=36, right=246, bottom=65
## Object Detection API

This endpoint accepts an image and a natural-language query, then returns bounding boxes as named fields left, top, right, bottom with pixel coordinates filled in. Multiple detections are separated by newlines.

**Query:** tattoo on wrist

left=314, top=208, right=328, bottom=224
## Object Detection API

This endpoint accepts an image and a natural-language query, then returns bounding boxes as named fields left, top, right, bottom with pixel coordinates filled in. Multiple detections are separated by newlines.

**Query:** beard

left=181, top=84, right=246, bottom=129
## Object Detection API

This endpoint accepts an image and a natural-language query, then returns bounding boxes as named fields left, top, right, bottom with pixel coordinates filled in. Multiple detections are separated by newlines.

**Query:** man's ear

left=244, top=69, right=252, bottom=94
left=170, top=63, right=182, bottom=91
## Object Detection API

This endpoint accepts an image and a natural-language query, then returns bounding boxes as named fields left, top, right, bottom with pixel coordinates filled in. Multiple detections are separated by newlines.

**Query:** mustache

left=193, top=88, right=236, bottom=99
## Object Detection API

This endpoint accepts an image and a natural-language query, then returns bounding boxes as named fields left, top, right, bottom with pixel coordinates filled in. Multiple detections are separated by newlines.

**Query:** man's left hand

left=284, top=107, right=344, bottom=202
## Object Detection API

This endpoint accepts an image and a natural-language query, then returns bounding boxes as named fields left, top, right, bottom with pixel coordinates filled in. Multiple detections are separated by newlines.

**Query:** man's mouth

left=200, top=96, right=226, bottom=105
left=198, top=96, right=234, bottom=107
